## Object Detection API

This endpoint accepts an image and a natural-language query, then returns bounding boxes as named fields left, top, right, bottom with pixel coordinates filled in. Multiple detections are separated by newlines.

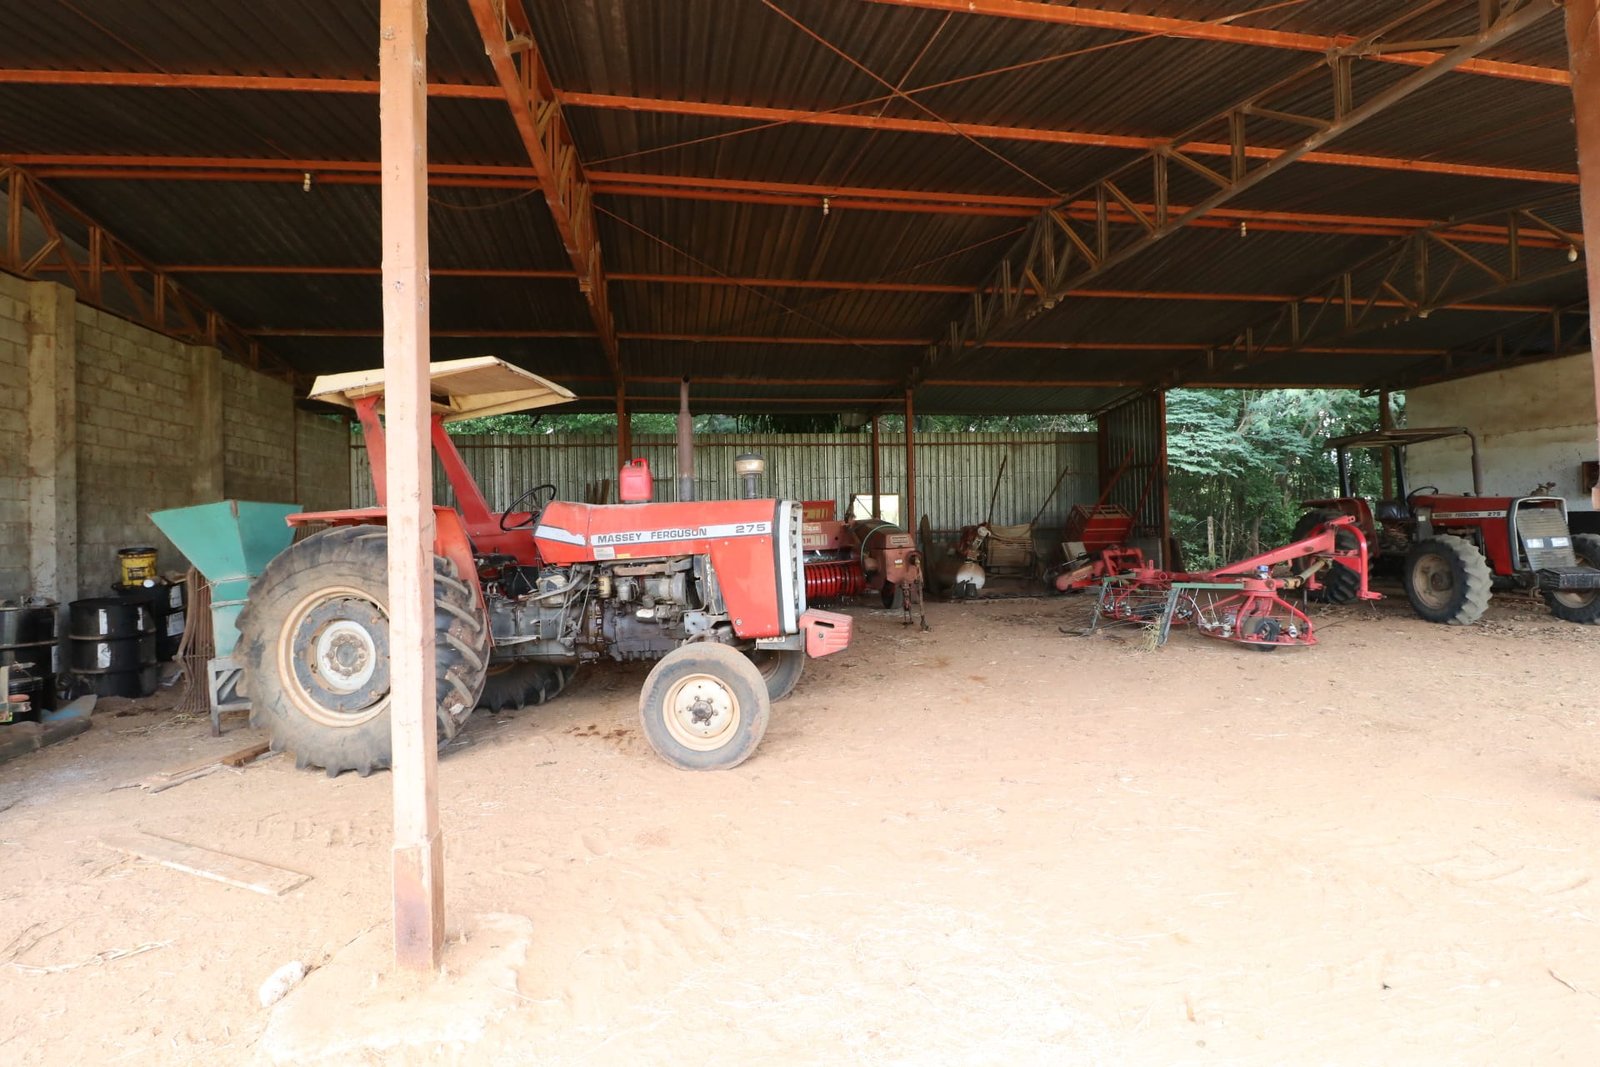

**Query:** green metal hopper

left=149, top=500, right=299, bottom=656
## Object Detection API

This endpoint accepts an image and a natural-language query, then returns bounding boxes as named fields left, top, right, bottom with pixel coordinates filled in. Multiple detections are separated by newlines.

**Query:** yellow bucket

left=118, top=546, right=159, bottom=585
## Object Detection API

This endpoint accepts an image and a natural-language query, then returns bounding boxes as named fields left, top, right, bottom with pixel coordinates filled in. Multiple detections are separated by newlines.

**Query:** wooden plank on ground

left=101, top=832, right=310, bottom=897
left=155, top=741, right=270, bottom=779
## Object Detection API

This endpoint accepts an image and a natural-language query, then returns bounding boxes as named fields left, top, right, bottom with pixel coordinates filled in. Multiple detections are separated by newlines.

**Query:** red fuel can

left=619, top=458, right=653, bottom=503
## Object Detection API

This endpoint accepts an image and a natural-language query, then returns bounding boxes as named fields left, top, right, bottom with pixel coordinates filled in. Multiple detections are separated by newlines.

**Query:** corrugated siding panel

left=1098, top=392, right=1170, bottom=564
left=352, top=431, right=1097, bottom=534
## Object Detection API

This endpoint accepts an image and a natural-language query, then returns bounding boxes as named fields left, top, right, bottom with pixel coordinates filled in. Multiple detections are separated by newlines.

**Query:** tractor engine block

left=484, top=556, right=727, bottom=665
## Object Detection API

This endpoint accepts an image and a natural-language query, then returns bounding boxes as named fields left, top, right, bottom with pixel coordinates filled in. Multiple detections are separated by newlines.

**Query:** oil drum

left=69, top=597, right=159, bottom=699
left=5, top=665, right=45, bottom=723
left=0, top=599, right=60, bottom=711
left=112, top=582, right=186, bottom=661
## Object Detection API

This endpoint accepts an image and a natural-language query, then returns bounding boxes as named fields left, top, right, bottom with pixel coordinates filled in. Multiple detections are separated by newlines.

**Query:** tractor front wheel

left=641, top=643, right=770, bottom=770
left=1403, top=534, right=1492, bottom=626
left=1543, top=533, right=1600, bottom=624
left=237, top=526, right=489, bottom=777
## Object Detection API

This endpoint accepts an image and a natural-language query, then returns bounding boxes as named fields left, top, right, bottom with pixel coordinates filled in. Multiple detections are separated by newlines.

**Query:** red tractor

left=236, top=359, right=851, bottom=776
left=1291, top=426, right=1600, bottom=626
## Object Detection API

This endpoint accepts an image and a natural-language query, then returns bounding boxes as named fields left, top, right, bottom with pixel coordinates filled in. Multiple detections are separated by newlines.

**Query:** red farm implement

left=1090, top=516, right=1379, bottom=651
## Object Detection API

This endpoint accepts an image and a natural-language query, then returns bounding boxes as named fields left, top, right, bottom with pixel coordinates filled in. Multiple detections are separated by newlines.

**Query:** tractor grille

left=1516, top=504, right=1578, bottom=570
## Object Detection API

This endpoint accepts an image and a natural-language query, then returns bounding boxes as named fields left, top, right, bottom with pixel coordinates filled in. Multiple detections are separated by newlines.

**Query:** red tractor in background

left=1291, top=426, right=1600, bottom=626
left=236, top=359, right=851, bottom=776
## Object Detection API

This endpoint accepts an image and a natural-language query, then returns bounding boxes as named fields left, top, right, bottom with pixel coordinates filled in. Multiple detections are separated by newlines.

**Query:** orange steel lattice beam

left=0, top=162, right=291, bottom=379
left=1183, top=194, right=1587, bottom=386
left=464, top=0, right=620, bottom=382
left=917, top=0, right=1564, bottom=386
left=864, top=0, right=1570, bottom=86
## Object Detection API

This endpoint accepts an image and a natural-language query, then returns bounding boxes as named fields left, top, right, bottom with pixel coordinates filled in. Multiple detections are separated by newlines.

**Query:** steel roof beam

left=464, top=0, right=620, bottom=384
left=915, top=0, right=1564, bottom=388
left=1179, top=194, right=1583, bottom=386
left=0, top=67, right=1570, bottom=187
left=10, top=153, right=1574, bottom=248
left=559, top=91, right=1575, bottom=188
left=864, top=0, right=1569, bottom=86
left=0, top=162, right=293, bottom=381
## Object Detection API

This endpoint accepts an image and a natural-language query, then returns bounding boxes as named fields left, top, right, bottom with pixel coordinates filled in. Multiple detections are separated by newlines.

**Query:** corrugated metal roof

left=0, top=0, right=1584, bottom=411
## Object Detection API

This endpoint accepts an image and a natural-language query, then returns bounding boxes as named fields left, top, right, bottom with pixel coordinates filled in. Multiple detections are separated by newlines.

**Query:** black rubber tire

left=1543, top=533, right=1600, bottom=624
left=1242, top=615, right=1283, bottom=653
left=747, top=647, right=805, bottom=702
left=640, top=643, right=770, bottom=771
left=1290, top=508, right=1362, bottom=604
left=477, top=661, right=577, bottom=712
left=1403, top=534, right=1492, bottom=626
left=236, top=525, right=490, bottom=777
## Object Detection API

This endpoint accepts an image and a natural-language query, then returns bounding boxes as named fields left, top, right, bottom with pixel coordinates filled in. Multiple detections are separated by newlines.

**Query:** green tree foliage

left=1166, top=388, right=1397, bottom=568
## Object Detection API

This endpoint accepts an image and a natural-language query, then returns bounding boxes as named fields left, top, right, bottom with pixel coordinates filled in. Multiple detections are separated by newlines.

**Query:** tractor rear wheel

left=478, top=661, right=577, bottom=712
left=237, top=525, right=489, bottom=777
left=1543, top=533, right=1600, bottom=624
left=1403, top=534, right=1492, bottom=626
left=640, top=643, right=770, bottom=771
left=746, top=647, right=805, bottom=702
left=1290, top=508, right=1362, bottom=603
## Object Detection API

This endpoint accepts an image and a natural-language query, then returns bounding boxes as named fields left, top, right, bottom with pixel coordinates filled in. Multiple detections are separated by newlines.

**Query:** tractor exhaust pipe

left=677, top=376, right=695, bottom=502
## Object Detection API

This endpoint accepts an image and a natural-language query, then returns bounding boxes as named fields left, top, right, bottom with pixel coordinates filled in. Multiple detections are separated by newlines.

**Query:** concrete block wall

left=74, top=304, right=212, bottom=593
left=0, top=272, right=28, bottom=599
left=0, top=272, right=350, bottom=603
left=223, top=358, right=296, bottom=502
left=296, top=412, right=352, bottom=514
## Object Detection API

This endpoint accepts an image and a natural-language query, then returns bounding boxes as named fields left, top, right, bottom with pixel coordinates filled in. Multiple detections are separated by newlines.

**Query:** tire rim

left=1551, top=586, right=1597, bottom=609
left=1411, top=554, right=1456, bottom=612
left=661, top=672, right=740, bottom=752
left=279, top=585, right=391, bottom=728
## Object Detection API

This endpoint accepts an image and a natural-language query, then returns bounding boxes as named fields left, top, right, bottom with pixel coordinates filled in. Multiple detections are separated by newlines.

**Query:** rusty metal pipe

left=677, top=376, right=695, bottom=502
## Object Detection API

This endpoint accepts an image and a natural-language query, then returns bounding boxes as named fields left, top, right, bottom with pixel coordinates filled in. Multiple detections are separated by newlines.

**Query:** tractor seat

left=1375, top=499, right=1411, bottom=522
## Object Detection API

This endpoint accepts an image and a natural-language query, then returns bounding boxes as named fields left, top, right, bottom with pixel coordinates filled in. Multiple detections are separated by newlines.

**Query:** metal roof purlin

left=464, top=0, right=620, bottom=387
left=911, top=0, right=1563, bottom=394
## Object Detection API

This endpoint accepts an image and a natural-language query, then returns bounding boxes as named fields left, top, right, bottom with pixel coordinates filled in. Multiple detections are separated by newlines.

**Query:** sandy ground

left=2, top=588, right=1600, bottom=1065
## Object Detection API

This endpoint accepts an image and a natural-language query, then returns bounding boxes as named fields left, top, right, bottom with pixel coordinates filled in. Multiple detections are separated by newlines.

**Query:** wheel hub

left=283, top=590, right=392, bottom=722
left=663, top=673, right=739, bottom=750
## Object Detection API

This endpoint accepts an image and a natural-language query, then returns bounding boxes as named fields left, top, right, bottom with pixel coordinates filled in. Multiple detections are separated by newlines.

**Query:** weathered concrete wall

left=223, top=358, right=296, bottom=502
left=0, top=273, right=338, bottom=600
left=0, top=272, right=29, bottom=599
left=73, top=305, right=214, bottom=592
left=1406, top=354, right=1599, bottom=511
left=296, top=412, right=351, bottom=514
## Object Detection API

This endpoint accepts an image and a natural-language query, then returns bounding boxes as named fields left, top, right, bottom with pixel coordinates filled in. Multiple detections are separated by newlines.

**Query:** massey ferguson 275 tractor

left=236, top=358, right=850, bottom=776
left=1291, top=426, right=1600, bottom=626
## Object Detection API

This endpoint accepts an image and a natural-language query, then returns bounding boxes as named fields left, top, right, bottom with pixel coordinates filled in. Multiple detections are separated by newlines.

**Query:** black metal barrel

left=0, top=600, right=60, bottom=712
left=69, top=597, right=158, bottom=698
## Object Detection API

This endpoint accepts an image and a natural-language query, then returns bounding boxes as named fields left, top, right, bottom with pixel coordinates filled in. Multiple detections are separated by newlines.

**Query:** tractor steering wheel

left=1405, top=485, right=1439, bottom=508
left=500, top=483, right=558, bottom=531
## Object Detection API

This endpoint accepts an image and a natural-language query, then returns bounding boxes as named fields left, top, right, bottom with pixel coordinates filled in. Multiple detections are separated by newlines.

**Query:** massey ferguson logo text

left=592, top=521, right=771, bottom=546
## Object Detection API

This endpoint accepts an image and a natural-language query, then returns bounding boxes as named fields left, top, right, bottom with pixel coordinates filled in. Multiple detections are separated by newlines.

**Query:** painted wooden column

left=379, top=0, right=444, bottom=971
left=1378, top=388, right=1394, bottom=499
left=1568, top=0, right=1600, bottom=506
left=903, top=389, right=916, bottom=530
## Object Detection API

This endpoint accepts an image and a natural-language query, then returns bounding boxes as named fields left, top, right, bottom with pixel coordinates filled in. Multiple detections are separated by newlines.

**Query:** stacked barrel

left=69, top=598, right=159, bottom=698
left=1, top=600, right=59, bottom=719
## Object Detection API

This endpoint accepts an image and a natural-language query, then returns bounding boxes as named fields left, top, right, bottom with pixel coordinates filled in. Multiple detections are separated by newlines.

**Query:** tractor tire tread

left=1404, top=533, right=1492, bottom=626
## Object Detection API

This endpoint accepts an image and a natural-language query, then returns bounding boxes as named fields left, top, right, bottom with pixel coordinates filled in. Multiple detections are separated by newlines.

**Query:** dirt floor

left=3, top=588, right=1600, bottom=1065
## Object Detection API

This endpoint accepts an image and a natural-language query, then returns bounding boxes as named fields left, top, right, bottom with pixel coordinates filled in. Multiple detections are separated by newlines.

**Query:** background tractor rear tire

left=237, top=525, right=490, bottom=777
left=1403, top=534, right=1492, bottom=626
left=477, top=661, right=577, bottom=712
left=746, top=647, right=805, bottom=702
left=641, top=643, right=770, bottom=771
left=1543, top=532, right=1600, bottom=624
left=1290, top=508, right=1362, bottom=604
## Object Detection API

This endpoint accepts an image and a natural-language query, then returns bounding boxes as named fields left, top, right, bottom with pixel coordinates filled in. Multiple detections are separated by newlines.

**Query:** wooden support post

left=1567, top=0, right=1600, bottom=506
left=869, top=415, right=881, bottom=520
left=1378, top=388, right=1395, bottom=499
left=615, top=381, right=631, bottom=478
left=903, top=389, right=917, bottom=530
left=379, top=0, right=444, bottom=973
